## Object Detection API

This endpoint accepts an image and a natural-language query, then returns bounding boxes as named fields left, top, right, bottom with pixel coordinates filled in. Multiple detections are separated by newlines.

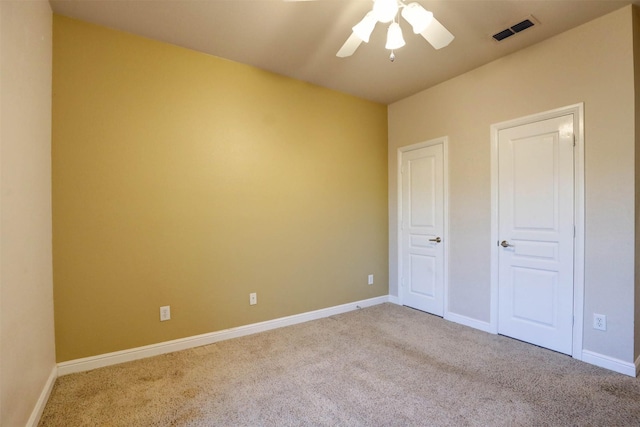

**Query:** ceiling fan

left=336, top=0, right=454, bottom=61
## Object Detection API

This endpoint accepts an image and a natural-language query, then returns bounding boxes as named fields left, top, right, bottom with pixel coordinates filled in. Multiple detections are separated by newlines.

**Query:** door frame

left=397, top=137, right=449, bottom=314
left=489, top=103, right=585, bottom=359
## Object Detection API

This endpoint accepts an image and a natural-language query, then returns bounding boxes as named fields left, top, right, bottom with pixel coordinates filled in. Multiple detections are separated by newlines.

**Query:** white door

left=401, top=144, right=445, bottom=316
left=497, top=115, right=574, bottom=355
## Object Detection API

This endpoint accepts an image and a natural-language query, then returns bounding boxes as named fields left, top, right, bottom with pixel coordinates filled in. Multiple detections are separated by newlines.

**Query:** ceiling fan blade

left=336, top=32, right=363, bottom=58
left=419, top=17, right=454, bottom=49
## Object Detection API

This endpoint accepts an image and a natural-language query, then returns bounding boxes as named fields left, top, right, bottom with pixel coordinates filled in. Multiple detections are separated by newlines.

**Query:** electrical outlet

left=249, top=293, right=257, bottom=305
left=160, top=305, right=171, bottom=321
left=368, top=274, right=374, bottom=285
left=593, top=313, right=606, bottom=331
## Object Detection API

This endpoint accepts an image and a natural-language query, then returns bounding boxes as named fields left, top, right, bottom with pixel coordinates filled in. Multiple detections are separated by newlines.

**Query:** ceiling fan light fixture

left=352, top=12, right=377, bottom=43
left=373, top=0, right=398, bottom=23
left=336, top=0, right=453, bottom=59
left=385, top=22, right=405, bottom=50
left=401, top=2, right=433, bottom=34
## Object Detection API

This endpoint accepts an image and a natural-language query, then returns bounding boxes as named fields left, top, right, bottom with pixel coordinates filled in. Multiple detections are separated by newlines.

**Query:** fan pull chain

left=390, top=50, right=395, bottom=62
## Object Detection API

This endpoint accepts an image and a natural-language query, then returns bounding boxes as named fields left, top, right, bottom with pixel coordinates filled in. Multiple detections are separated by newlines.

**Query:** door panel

left=498, top=115, right=574, bottom=355
left=410, top=254, right=435, bottom=297
left=512, top=267, right=556, bottom=326
left=409, top=156, right=435, bottom=227
left=401, top=144, right=444, bottom=315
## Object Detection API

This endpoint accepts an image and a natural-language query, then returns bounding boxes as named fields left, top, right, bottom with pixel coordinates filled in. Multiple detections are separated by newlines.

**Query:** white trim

left=489, top=103, right=585, bottom=357
left=444, top=312, right=494, bottom=334
left=26, top=366, right=57, bottom=427
left=58, top=296, right=389, bottom=376
left=397, top=137, right=449, bottom=315
left=581, top=350, right=638, bottom=377
left=388, top=295, right=401, bottom=305
left=443, top=141, right=450, bottom=316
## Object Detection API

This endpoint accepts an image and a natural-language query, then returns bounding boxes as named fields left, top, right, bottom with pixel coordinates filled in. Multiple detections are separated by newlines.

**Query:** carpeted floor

left=40, top=303, right=640, bottom=426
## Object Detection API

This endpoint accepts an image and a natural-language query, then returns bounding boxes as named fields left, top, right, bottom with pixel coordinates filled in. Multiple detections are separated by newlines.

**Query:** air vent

left=492, top=16, right=538, bottom=42
left=493, top=29, right=515, bottom=42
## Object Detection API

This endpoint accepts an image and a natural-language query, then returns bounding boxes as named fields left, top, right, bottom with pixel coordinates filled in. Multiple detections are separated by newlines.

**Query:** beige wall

left=389, top=6, right=636, bottom=362
left=0, top=1, right=55, bottom=426
left=52, top=16, right=388, bottom=362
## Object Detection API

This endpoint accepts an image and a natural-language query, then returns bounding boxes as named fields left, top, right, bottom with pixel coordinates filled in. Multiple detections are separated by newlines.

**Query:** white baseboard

left=444, top=311, right=494, bottom=334
left=388, top=295, right=400, bottom=305
left=58, top=295, right=390, bottom=376
left=26, top=365, right=57, bottom=427
left=581, top=350, right=638, bottom=377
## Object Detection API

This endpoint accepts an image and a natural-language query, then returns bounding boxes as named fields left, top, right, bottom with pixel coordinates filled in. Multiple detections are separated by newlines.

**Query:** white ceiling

left=49, top=0, right=634, bottom=104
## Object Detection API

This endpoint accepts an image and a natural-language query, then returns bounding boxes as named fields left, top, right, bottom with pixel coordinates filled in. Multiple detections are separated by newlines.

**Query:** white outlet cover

left=368, top=274, right=374, bottom=285
left=160, top=305, right=171, bottom=321
left=593, top=313, right=606, bottom=331
left=249, top=293, right=257, bottom=305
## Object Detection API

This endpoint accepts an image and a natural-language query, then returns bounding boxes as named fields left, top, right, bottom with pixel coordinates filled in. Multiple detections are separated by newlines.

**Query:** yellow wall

left=634, top=6, right=640, bottom=361
left=389, top=6, right=636, bottom=362
left=1, top=2, right=55, bottom=425
left=52, top=15, right=388, bottom=362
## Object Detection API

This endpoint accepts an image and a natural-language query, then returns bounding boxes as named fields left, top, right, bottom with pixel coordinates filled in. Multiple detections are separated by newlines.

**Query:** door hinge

left=573, top=134, right=576, bottom=147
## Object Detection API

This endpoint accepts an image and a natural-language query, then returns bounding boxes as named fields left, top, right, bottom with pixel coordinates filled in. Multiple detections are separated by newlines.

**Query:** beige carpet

left=40, top=303, right=640, bottom=426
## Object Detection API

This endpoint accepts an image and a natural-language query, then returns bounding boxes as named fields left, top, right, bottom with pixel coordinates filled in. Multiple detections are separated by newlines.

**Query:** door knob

left=500, top=240, right=514, bottom=248
left=429, top=237, right=442, bottom=243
